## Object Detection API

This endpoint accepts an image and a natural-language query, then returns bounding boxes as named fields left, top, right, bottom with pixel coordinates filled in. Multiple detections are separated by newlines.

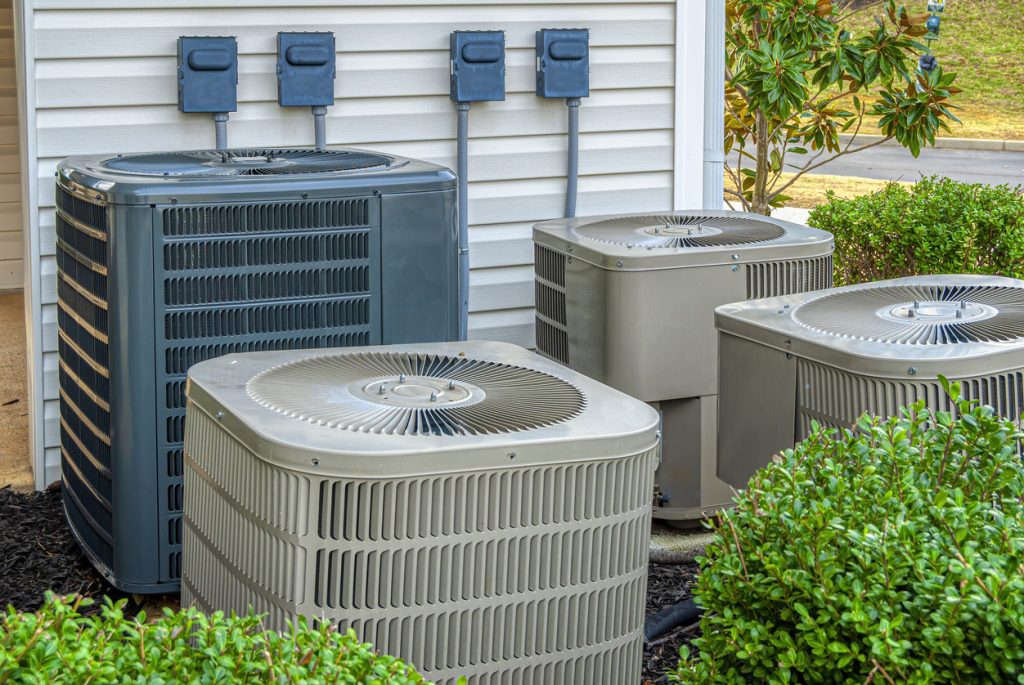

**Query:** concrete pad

left=650, top=520, right=716, bottom=564
left=772, top=207, right=812, bottom=225
left=0, top=291, right=31, bottom=491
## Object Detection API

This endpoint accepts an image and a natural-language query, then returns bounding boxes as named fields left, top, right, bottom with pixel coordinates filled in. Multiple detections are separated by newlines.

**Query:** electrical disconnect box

left=277, top=32, right=336, bottom=107
left=536, top=28, right=590, bottom=99
left=449, top=31, right=506, bottom=103
left=177, top=36, right=238, bottom=113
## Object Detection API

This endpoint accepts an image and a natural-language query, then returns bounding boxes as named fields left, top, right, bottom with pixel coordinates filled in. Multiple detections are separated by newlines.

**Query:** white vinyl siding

left=21, top=0, right=684, bottom=485
left=0, top=1, right=20, bottom=290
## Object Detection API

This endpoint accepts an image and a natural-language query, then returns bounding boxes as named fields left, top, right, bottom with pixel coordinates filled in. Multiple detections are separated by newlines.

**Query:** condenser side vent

left=163, top=198, right=370, bottom=236
left=165, top=332, right=370, bottom=376
left=312, top=457, right=649, bottom=543
left=534, top=244, right=569, bottom=365
left=797, top=357, right=1024, bottom=438
left=56, top=185, right=113, bottom=570
left=746, top=254, right=833, bottom=300
left=154, top=196, right=380, bottom=581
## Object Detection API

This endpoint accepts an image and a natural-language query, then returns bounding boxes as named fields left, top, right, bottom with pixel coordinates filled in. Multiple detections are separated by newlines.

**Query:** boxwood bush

left=808, top=176, right=1024, bottom=286
left=0, top=595, right=437, bottom=684
left=673, top=384, right=1024, bottom=684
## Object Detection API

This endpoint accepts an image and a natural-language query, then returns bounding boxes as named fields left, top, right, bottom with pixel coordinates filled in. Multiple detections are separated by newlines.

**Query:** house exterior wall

left=1, top=1, right=20, bottom=289
left=15, top=0, right=719, bottom=489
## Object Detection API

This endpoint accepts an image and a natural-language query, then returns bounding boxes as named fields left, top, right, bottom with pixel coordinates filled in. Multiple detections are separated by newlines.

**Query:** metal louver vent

left=247, top=352, right=586, bottom=436
left=794, top=284, right=1024, bottom=345
left=101, top=149, right=392, bottom=176
left=573, top=214, right=785, bottom=248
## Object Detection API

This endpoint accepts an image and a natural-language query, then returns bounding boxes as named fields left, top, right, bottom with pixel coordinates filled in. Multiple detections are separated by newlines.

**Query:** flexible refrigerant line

left=312, top=106, right=328, bottom=150
left=565, top=97, right=581, bottom=218
left=213, top=113, right=229, bottom=150
left=456, top=102, right=471, bottom=341
left=644, top=598, right=703, bottom=642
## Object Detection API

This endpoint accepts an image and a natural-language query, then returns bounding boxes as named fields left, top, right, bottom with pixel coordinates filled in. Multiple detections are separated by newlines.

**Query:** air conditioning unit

left=532, top=211, right=833, bottom=521
left=182, top=341, right=660, bottom=685
left=716, top=274, right=1024, bottom=488
left=55, top=148, right=458, bottom=593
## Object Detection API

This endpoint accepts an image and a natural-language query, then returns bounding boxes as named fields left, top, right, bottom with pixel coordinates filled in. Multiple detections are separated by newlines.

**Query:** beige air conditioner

left=533, top=211, right=833, bottom=521
left=181, top=341, right=659, bottom=685
left=716, top=274, right=1024, bottom=488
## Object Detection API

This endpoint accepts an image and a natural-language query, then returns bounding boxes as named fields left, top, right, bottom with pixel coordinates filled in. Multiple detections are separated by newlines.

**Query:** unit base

left=651, top=395, right=735, bottom=522
left=63, top=496, right=179, bottom=595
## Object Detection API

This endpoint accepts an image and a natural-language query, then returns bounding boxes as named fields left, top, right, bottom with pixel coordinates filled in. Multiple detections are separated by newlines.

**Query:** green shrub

left=0, top=595, right=437, bottom=684
left=808, top=176, right=1024, bottom=286
left=673, top=385, right=1024, bottom=684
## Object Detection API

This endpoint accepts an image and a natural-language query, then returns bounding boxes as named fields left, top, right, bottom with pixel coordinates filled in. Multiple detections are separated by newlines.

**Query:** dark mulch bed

left=2, top=485, right=701, bottom=683
left=0, top=485, right=116, bottom=614
left=642, top=561, right=701, bottom=684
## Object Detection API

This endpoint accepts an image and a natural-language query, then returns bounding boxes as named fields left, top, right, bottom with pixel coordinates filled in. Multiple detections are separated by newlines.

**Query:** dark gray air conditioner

left=55, top=148, right=457, bottom=593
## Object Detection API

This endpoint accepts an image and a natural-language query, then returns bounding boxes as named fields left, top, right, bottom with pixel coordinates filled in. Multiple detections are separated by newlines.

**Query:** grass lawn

left=724, top=171, right=911, bottom=210
left=726, top=1, right=1021, bottom=211
left=845, top=0, right=1024, bottom=140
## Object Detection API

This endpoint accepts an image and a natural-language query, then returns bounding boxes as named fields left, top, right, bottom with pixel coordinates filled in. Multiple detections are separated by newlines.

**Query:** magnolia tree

left=725, top=0, right=961, bottom=214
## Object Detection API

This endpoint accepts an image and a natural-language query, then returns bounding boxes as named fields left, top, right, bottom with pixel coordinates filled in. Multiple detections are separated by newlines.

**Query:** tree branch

left=724, top=163, right=751, bottom=212
left=772, top=135, right=894, bottom=197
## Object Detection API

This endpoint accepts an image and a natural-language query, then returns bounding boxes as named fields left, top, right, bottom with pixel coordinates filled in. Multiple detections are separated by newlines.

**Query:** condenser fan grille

left=794, top=284, right=1024, bottom=345
left=101, top=149, right=393, bottom=176
left=573, top=214, right=786, bottom=248
left=246, top=352, right=586, bottom=436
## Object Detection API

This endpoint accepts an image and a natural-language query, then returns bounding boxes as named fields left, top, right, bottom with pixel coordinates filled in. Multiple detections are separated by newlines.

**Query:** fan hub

left=879, top=300, right=997, bottom=325
left=351, top=376, right=485, bottom=409
left=206, top=154, right=285, bottom=169
left=642, top=223, right=723, bottom=238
